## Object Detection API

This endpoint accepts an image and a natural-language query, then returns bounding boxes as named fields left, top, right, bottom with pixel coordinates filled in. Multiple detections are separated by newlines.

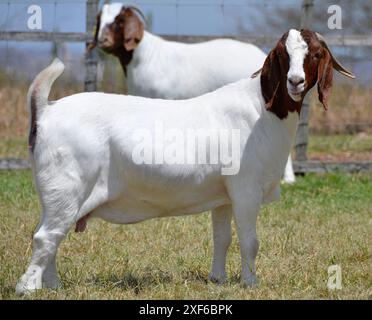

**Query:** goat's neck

left=266, top=80, right=303, bottom=140
left=112, top=31, right=159, bottom=76
left=255, top=78, right=301, bottom=151
left=278, top=110, right=300, bottom=141
left=130, top=31, right=161, bottom=68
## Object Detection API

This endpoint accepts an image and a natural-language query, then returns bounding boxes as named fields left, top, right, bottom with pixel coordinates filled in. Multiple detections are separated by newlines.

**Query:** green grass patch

left=308, top=134, right=372, bottom=155
left=0, top=171, right=371, bottom=299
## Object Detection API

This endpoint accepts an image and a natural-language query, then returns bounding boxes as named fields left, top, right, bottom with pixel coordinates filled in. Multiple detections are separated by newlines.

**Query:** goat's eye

left=313, top=52, right=322, bottom=60
left=114, top=18, right=123, bottom=25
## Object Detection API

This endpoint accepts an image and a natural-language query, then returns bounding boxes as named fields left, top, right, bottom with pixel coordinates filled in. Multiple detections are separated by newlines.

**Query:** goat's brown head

left=88, top=4, right=145, bottom=59
left=254, top=29, right=355, bottom=119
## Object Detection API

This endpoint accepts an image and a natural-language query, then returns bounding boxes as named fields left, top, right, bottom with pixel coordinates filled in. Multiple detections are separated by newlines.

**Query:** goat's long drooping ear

left=260, top=49, right=281, bottom=109
left=317, top=49, right=333, bottom=110
left=123, top=8, right=145, bottom=51
left=316, top=33, right=355, bottom=79
left=87, top=11, right=101, bottom=53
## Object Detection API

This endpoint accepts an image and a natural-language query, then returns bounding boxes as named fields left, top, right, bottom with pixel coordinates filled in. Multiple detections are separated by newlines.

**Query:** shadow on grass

left=89, top=271, right=174, bottom=294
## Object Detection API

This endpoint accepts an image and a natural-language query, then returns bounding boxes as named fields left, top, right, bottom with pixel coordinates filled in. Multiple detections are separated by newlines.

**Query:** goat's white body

left=98, top=4, right=267, bottom=99
left=16, top=58, right=299, bottom=294
left=127, top=32, right=265, bottom=99
left=34, top=79, right=295, bottom=224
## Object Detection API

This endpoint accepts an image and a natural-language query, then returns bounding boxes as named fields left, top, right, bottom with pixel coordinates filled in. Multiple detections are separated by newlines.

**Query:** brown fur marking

left=260, top=29, right=334, bottom=119
left=95, top=6, right=145, bottom=76
left=28, top=92, right=38, bottom=152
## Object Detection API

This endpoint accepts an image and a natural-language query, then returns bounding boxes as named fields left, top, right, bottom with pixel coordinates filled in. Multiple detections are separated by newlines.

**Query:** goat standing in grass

left=90, top=4, right=296, bottom=183
left=16, top=29, right=354, bottom=295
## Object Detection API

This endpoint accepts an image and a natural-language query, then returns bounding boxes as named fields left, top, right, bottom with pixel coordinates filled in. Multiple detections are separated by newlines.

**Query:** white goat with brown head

left=91, top=3, right=267, bottom=99
left=16, top=29, right=354, bottom=295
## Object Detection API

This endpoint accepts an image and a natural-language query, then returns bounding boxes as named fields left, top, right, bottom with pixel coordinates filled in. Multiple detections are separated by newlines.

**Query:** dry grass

left=0, top=79, right=82, bottom=139
left=0, top=61, right=126, bottom=140
left=0, top=83, right=29, bottom=139
left=309, top=83, right=372, bottom=134
left=0, top=171, right=371, bottom=300
left=308, top=133, right=372, bottom=161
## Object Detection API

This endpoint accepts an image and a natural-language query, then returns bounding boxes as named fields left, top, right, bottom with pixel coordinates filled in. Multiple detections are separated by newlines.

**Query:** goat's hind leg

left=16, top=189, right=78, bottom=296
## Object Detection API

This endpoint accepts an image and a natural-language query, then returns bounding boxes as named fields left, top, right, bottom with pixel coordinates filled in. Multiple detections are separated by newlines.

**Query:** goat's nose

left=288, top=76, right=305, bottom=87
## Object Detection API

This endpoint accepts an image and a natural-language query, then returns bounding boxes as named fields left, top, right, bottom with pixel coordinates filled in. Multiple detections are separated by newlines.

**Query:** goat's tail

left=27, top=58, right=65, bottom=113
left=27, top=58, right=64, bottom=151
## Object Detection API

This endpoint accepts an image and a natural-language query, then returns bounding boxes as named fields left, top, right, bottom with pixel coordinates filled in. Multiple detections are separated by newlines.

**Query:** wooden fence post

left=295, top=0, right=314, bottom=161
left=84, top=0, right=99, bottom=92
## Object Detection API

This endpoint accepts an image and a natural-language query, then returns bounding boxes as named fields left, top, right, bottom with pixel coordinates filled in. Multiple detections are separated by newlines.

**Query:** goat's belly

left=91, top=188, right=229, bottom=225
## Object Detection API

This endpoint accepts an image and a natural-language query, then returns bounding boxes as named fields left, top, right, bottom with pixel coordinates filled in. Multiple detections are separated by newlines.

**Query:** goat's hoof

left=208, top=272, right=227, bottom=284
left=241, top=275, right=258, bottom=288
left=16, top=279, right=41, bottom=296
left=15, top=266, right=43, bottom=296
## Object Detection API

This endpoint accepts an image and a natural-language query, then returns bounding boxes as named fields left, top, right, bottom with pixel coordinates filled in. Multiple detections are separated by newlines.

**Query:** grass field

left=0, top=170, right=370, bottom=300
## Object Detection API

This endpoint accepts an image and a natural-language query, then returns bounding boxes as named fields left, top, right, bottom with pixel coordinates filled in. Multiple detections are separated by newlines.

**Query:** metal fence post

left=84, top=0, right=99, bottom=92
left=295, top=0, right=314, bottom=161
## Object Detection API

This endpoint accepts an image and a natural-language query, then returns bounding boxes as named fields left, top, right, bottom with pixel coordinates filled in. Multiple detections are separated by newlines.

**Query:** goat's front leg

left=209, top=205, right=232, bottom=284
left=231, top=191, right=261, bottom=287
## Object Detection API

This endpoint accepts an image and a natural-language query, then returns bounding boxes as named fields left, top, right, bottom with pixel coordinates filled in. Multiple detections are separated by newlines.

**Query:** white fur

left=98, top=3, right=123, bottom=39
left=286, top=29, right=308, bottom=102
left=98, top=4, right=295, bottom=182
left=16, top=54, right=302, bottom=294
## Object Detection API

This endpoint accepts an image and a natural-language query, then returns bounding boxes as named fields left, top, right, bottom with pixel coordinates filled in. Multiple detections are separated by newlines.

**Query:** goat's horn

left=251, top=68, right=262, bottom=78
left=126, top=5, right=147, bottom=23
left=316, top=32, right=355, bottom=79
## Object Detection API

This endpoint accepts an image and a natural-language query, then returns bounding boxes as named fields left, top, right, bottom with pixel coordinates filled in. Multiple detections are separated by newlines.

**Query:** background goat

left=90, top=3, right=296, bottom=183
left=16, top=29, right=354, bottom=295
